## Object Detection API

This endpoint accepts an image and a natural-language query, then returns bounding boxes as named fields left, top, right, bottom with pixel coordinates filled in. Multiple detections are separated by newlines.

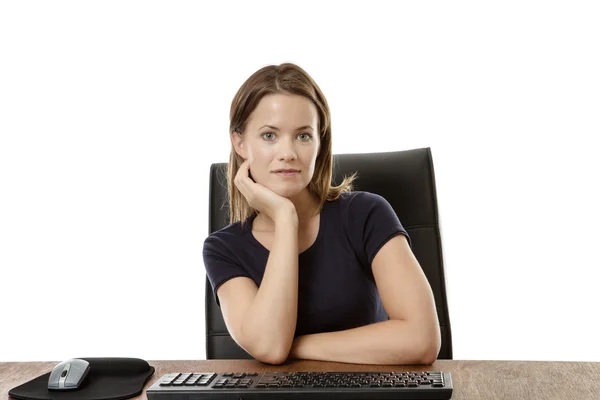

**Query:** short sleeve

left=347, top=192, right=412, bottom=265
left=202, top=234, right=251, bottom=307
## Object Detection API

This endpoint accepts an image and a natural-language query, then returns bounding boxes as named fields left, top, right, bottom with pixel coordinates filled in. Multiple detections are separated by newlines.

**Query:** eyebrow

left=259, top=125, right=314, bottom=131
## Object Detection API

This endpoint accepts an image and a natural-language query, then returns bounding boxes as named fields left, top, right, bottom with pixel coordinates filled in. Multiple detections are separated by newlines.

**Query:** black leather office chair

left=205, top=147, right=453, bottom=360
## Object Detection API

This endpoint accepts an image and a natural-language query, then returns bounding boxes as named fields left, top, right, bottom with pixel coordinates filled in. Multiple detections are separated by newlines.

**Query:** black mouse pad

left=9, top=358, right=155, bottom=400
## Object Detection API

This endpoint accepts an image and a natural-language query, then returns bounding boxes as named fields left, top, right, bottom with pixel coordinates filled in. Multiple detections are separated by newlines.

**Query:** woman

left=203, top=63, right=441, bottom=365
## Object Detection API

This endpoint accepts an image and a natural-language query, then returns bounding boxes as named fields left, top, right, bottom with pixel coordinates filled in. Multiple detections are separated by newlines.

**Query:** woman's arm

left=289, top=319, right=436, bottom=365
left=217, top=208, right=300, bottom=365
left=290, top=234, right=441, bottom=365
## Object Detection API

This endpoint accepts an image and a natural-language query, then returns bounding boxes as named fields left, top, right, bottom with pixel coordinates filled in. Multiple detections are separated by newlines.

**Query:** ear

left=231, top=130, right=247, bottom=160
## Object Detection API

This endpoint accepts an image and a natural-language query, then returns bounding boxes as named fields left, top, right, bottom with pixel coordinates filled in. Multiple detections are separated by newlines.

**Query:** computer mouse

left=48, top=358, right=90, bottom=390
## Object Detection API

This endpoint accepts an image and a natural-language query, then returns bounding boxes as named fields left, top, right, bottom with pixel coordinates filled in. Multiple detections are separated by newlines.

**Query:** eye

left=298, top=132, right=312, bottom=141
left=262, top=132, right=276, bottom=141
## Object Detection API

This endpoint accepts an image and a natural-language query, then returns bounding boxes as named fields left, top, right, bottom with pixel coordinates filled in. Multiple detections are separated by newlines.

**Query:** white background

left=1, top=1, right=599, bottom=362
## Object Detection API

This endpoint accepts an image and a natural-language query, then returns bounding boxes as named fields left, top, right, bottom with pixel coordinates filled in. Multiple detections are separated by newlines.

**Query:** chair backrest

left=205, top=147, right=453, bottom=359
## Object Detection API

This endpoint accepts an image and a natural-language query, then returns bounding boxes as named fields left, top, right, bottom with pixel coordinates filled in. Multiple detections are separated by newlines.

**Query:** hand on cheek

left=246, top=148, right=255, bottom=181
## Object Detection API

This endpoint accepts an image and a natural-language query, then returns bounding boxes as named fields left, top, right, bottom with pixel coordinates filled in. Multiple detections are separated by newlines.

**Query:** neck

left=254, top=189, right=320, bottom=231
left=289, top=188, right=320, bottom=226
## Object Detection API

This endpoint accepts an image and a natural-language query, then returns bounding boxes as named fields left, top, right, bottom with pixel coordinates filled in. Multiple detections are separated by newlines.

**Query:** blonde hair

left=228, top=63, right=357, bottom=226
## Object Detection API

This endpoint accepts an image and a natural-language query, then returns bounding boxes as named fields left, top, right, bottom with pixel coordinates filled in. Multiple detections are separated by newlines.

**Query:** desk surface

left=2, top=359, right=600, bottom=400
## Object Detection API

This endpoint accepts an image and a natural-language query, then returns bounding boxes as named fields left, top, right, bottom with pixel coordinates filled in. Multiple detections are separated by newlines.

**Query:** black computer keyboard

left=146, top=370, right=453, bottom=399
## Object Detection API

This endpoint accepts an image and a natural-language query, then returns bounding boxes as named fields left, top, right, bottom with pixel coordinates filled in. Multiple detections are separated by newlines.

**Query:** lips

left=273, top=169, right=299, bottom=177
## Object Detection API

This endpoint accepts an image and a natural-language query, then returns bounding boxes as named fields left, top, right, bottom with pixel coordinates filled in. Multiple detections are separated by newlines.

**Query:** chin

left=269, top=184, right=304, bottom=199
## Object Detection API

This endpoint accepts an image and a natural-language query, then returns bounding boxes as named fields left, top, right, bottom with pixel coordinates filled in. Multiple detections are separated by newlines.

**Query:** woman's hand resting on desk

left=234, top=157, right=297, bottom=223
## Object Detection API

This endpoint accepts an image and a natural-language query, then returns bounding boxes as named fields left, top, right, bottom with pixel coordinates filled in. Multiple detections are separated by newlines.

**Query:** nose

left=277, top=136, right=298, bottom=162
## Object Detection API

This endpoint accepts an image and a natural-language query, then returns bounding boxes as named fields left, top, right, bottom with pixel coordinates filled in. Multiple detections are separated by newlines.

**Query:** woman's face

left=232, top=93, right=320, bottom=198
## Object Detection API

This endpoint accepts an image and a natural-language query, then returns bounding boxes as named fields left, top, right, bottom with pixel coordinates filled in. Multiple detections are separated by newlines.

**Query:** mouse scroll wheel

left=61, top=370, right=68, bottom=378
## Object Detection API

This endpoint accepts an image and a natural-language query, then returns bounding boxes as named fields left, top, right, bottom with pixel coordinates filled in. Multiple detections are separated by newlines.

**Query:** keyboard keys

left=148, top=371, right=452, bottom=400
left=171, top=373, right=191, bottom=386
left=186, top=374, right=205, bottom=385
left=158, top=373, right=181, bottom=386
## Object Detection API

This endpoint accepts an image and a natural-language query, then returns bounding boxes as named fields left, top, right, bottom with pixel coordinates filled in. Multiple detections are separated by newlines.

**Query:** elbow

left=420, top=334, right=442, bottom=365
left=393, top=321, right=441, bottom=365
left=239, top=336, right=289, bottom=365
left=420, top=349, right=438, bottom=365
left=254, top=348, right=289, bottom=365
left=236, top=326, right=290, bottom=365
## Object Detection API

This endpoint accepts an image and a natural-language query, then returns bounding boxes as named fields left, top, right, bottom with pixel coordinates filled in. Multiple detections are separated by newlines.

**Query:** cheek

left=248, top=154, right=273, bottom=180
left=247, top=145, right=270, bottom=168
left=262, top=150, right=279, bottom=169
left=255, top=146, right=274, bottom=159
left=302, top=146, right=320, bottom=167
left=247, top=142, right=273, bottom=159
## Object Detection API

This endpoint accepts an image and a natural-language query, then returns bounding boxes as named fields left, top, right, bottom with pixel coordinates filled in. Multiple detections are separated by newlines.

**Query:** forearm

left=289, top=319, right=437, bottom=365
left=240, top=212, right=299, bottom=363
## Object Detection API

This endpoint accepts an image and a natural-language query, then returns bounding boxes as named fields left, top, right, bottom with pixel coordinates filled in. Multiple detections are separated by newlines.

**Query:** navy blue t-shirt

left=202, top=191, right=412, bottom=337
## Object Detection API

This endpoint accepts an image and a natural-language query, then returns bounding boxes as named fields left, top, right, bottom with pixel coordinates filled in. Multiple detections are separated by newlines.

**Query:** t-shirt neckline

left=245, top=201, right=327, bottom=257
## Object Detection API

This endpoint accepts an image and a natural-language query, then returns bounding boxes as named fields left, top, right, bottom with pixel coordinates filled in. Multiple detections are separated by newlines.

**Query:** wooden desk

left=2, top=359, right=599, bottom=399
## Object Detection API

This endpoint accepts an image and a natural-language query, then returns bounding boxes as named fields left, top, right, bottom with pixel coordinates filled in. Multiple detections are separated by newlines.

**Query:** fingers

left=234, top=158, right=255, bottom=199
left=236, top=159, right=252, bottom=184
left=245, top=153, right=254, bottom=181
